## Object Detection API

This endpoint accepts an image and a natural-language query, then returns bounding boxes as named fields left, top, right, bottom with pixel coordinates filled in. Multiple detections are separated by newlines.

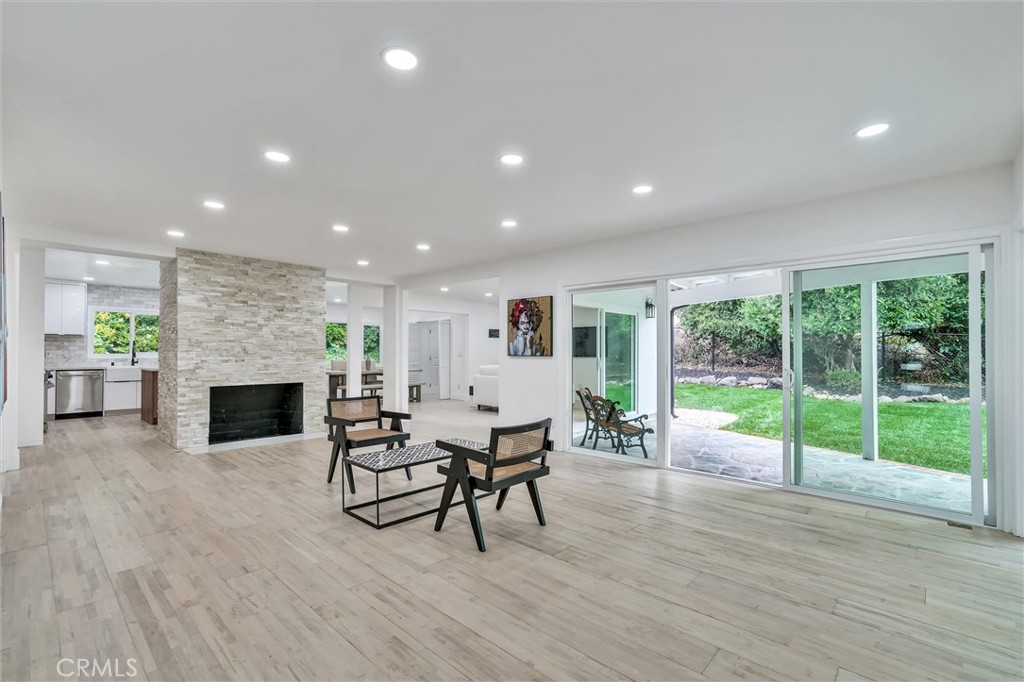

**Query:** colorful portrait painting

left=507, top=296, right=552, bottom=357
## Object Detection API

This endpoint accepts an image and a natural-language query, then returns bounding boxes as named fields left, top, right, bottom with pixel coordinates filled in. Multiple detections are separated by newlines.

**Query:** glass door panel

left=571, top=285, right=656, bottom=460
left=604, top=312, right=636, bottom=411
left=789, top=252, right=984, bottom=519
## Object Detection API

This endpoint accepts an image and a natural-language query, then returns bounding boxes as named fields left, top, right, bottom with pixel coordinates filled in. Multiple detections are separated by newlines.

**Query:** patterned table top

left=346, top=439, right=487, bottom=473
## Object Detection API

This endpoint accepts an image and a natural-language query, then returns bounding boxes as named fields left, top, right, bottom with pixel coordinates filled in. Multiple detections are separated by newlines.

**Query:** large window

left=325, top=323, right=381, bottom=364
left=92, top=309, right=159, bottom=356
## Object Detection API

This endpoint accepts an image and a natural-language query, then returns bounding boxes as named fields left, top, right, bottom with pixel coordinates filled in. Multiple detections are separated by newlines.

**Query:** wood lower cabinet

left=141, top=369, right=158, bottom=425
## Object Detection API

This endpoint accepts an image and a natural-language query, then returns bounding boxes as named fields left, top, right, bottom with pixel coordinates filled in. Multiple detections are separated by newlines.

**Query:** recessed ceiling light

left=382, top=47, right=418, bottom=71
left=440, top=287, right=450, bottom=292
left=484, top=292, right=494, bottom=297
left=203, top=200, right=225, bottom=210
left=264, top=150, right=291, bottom=163
left=416, top=243, right=430, bottom=251
left=82, top=277, right=95, bottom=282
left=500, top=153, right=524, bottom=166
left=332, top=224, right=349, bottom=233
left=95, top=259, right=109, bottom=265
left=357, top=259, right=369, bottom=266
left=333, top=298, right=342, bottom=303
left=167, top=229, right=185, bottom=238
left=632, top=184, right=653, bottom=195
left=855, top=122, right=890, bottom=138
left=501, top=219, right=517, bottom=228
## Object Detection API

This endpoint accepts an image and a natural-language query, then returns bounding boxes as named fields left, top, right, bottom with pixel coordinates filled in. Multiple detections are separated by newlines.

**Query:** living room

left=1, top=4, right=1022, bottom=682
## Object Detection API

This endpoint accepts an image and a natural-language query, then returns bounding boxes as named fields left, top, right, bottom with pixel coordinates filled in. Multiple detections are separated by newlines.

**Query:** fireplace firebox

left=209, top=383, right=303, bottom=444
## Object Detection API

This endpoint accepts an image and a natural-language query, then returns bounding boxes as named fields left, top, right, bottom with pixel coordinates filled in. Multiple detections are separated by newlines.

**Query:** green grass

left=604, top=382, right=633, bottom=411
left=675, top=384, right=983, bottom=475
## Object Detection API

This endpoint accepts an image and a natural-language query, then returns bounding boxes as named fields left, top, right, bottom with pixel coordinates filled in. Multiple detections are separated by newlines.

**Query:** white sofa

left=473, top=365, right=499, bottom=411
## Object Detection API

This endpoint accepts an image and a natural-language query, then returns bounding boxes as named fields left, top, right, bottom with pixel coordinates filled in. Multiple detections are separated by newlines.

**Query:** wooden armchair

left=324, top=396, right=412, bottom=493
left=590, top=395, right=653, bottom=458
left=434, top=418, right=553, bottom=552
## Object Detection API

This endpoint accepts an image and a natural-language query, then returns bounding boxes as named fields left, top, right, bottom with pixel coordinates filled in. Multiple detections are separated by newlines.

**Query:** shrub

left=825, top=368, right=860, bottom=391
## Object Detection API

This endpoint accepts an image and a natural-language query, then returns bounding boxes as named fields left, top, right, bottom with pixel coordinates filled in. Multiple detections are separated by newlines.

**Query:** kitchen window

left=91, top=309, right=159, bottom=357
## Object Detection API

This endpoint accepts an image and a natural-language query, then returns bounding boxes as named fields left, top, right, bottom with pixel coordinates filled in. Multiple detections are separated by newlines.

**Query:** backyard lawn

left=675, top=384, right=983, bottom=474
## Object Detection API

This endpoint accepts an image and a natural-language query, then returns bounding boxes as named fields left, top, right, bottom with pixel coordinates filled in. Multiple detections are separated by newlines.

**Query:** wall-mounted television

left=572, top=326, right=596, bottom=358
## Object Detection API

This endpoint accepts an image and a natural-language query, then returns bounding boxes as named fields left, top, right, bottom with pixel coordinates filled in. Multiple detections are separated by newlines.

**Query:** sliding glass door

left=785, top=249, right=987, bottom=521
left=571, top=285, right=657, bottom=461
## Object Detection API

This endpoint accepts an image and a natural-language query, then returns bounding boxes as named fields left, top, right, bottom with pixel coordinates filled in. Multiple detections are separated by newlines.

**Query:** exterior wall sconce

left=645, top=298, right=656, bottom=319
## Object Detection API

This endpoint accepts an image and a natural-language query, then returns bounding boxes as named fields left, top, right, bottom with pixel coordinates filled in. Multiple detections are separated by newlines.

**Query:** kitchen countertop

left=46, top=365, right=158, bottom=372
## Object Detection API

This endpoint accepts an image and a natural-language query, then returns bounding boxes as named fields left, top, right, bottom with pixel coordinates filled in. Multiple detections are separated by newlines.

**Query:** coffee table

left=341, top=438, right=488, bottom=529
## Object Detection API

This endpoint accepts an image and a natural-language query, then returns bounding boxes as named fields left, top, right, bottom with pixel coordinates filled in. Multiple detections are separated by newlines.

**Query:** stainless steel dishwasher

left=55, top=369, right=105, bottom=418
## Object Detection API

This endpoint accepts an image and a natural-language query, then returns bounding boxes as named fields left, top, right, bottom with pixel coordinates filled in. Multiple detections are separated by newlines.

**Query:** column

left=346, top=285, right=365, bottom=398
left=381, top=285, right=409, bottom=412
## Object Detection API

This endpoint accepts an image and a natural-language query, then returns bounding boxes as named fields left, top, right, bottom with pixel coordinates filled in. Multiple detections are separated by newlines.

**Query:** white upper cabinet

left=44, top=282, right=63, bottom=334
left=45, top=282, right=88, bottom=335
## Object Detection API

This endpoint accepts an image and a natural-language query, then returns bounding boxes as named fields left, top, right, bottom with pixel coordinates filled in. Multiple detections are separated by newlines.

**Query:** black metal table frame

left=341, top=442, right=492, bottom=529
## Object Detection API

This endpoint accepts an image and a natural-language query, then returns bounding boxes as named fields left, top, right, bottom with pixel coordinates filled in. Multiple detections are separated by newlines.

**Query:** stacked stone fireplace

left=157, top=249, right=326, bottom=450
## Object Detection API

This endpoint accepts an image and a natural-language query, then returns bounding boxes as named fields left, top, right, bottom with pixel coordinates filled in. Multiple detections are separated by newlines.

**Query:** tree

left=325, top=323, right=381, bottom=363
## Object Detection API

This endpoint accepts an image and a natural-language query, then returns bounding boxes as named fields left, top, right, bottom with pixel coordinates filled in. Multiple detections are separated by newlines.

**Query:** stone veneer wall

left=157, top=260, right=178, bottom=446
left=44, top=285, right=160, bottom=368
left=157, top=249, right=326, bottom=449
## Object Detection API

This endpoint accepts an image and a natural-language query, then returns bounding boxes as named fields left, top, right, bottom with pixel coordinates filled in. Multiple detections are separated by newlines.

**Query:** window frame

left=88, top=306, right=160, bottom=359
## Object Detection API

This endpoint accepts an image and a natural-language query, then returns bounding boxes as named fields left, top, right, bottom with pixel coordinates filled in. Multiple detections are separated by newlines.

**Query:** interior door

left=784, top=249, right=986, bottom=522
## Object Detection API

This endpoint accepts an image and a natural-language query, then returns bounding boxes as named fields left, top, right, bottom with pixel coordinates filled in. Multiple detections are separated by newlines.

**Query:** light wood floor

left=2, top=399, right=1022, bottom=681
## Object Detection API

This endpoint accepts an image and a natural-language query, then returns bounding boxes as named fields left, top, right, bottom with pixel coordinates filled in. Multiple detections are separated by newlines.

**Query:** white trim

left=564, top=444, right=658, bottom=468
left=968, top=246, right=984, bottom=524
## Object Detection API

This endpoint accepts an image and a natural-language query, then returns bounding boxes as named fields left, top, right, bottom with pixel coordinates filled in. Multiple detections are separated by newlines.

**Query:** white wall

left=571, top=305, right=599, bottom=394
left=18, top=249, right=44, bottom=447
left=400, top=164, right=1016, bottom=450
left=1, top=223, right=21, bottom=472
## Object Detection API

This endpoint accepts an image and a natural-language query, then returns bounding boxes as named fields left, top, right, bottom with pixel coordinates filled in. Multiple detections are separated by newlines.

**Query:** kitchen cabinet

left=141, top=369, right=158, bottom=425
left=45, top=282, right=88, bottom=335
left=104, top=367, right=142, bottom=413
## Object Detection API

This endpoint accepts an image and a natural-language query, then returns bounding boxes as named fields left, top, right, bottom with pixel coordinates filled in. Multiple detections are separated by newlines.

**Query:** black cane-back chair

left=434, top=418, right=553, bottom=552
left=324, top=396, right=412, bottom=493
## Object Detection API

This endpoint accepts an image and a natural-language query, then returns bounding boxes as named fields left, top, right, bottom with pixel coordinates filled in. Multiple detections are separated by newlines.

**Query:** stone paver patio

left=572, top=415, right=975, bottom=514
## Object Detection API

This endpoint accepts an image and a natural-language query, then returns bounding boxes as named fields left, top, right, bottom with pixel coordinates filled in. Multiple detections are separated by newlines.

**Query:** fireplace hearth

left=209, top=383, right=303, bottom=445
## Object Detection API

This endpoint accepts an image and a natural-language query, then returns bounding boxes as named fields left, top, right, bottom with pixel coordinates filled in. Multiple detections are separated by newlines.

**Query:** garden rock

left=767, top=377, right=784, bottom=389
left=748, top=377, right=768, bottom=386
left=803, top=386, right=814, bottom=396
left=878, top=396, right=893, bottom=403
left=718, top=376, right=738, bottom=387
left=894, top=396, right=914, bottom=403
left=699, top=375, right=717, bottom=385
left=913, top=394, right=946, bottom=403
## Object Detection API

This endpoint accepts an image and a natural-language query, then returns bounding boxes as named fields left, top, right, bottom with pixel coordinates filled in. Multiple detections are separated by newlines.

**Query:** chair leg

left=639, top=435, right=649, bottom=459
left=496, top=488, right=510, bottom=510
left=458, top=475, right=486, bottom=552
left=345, top=462, right=356, bottom=494
left=327, top=441, right=341, bottom=483
left=526, top=480, right=546, bottom=526
left=434, top=474, right=459, bottom=531
left=578, top=423, right=590, bottom=447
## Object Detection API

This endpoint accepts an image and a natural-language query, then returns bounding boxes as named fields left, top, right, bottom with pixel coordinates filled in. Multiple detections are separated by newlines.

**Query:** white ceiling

left=5, top=3, right=1022, bottom=283
left=45, top=249, right=160, bottom=289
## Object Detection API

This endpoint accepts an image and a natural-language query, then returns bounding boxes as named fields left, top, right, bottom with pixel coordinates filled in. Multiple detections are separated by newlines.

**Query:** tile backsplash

left=45, top=285, right=159, bottom=368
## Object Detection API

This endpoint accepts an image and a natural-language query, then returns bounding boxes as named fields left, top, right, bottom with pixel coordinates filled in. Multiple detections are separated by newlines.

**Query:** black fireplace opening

left=209, top=383, right=303, bottom=445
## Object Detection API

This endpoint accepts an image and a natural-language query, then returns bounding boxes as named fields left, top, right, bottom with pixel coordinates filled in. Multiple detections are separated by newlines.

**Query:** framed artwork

left=488, top=328, right=500, bottom=339
left=507, top=296, right=552, bottom=357
left=573, top=326, right=597, bottom=357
